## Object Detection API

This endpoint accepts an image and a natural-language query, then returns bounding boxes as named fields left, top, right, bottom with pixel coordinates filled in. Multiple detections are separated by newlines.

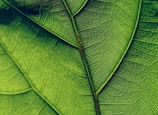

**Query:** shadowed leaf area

left=0, top=0, right=158, bottom=114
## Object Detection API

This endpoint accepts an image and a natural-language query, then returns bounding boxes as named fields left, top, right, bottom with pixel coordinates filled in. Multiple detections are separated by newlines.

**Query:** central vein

left=61, top=0, right=100, bottom=114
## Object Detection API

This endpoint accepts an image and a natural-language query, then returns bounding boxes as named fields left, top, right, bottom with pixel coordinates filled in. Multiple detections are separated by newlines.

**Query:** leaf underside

left=0, top=0, right=158, bottom=114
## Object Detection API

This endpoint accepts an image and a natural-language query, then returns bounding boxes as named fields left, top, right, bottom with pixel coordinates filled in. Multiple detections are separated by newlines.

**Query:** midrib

left=61, top=0, right=100, bottom=114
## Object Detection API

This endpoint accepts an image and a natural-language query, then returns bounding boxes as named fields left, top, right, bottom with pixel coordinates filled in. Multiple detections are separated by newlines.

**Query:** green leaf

left=0, top=0, right=158, bottom=114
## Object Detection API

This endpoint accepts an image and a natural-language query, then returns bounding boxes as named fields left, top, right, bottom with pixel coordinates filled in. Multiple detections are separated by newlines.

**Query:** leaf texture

left=0, top=0, right=158, bottom=114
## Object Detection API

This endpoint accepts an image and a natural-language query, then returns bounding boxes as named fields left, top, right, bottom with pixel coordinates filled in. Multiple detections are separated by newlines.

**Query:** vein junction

left=61, top=0, right=100, bottom=114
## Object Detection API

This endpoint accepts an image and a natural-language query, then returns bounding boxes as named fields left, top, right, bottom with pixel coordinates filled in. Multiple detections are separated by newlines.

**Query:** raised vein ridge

left=61, top=0, right=100, bottom=114
left=0, top=38, right=61, bottom=115
left=96, top=0, right=143, bottom=95
left=4, top=0, right=78, bottom=48
left=72, top=0, right=88, bottom=16
left=0, top=88, right=32, bottom=95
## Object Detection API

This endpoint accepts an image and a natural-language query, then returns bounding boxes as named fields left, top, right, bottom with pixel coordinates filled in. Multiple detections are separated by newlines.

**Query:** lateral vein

left=0, top=39, right=61, bottom=115
left=3, top=0, right=78, bottom=49
left=96, top=0, right=143, bottom=95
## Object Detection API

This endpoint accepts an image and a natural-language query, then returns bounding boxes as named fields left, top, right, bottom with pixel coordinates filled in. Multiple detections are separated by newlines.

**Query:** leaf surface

left=0, top=0, right=158, bottom=114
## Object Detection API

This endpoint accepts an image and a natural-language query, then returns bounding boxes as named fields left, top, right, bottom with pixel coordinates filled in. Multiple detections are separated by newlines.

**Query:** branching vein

left=61, top=0, right=100, bottom=114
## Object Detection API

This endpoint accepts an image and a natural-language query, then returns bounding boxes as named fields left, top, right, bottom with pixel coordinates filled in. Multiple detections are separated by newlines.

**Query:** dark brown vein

left=61, top=0, right=100, bottom=114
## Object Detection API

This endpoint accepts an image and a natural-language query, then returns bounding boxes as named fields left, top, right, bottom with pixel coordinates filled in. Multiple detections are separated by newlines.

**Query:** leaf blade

left=76, top=0, right=141, bottom=91
left=0, top=91, right=57, bottom=115
left=0, top=6, right=95, bottom=114
left=5, top=0, right=79, bottom=47
left=1, top=0, right=158, bottom=114
left=99, top=0, right=158, bottom=114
